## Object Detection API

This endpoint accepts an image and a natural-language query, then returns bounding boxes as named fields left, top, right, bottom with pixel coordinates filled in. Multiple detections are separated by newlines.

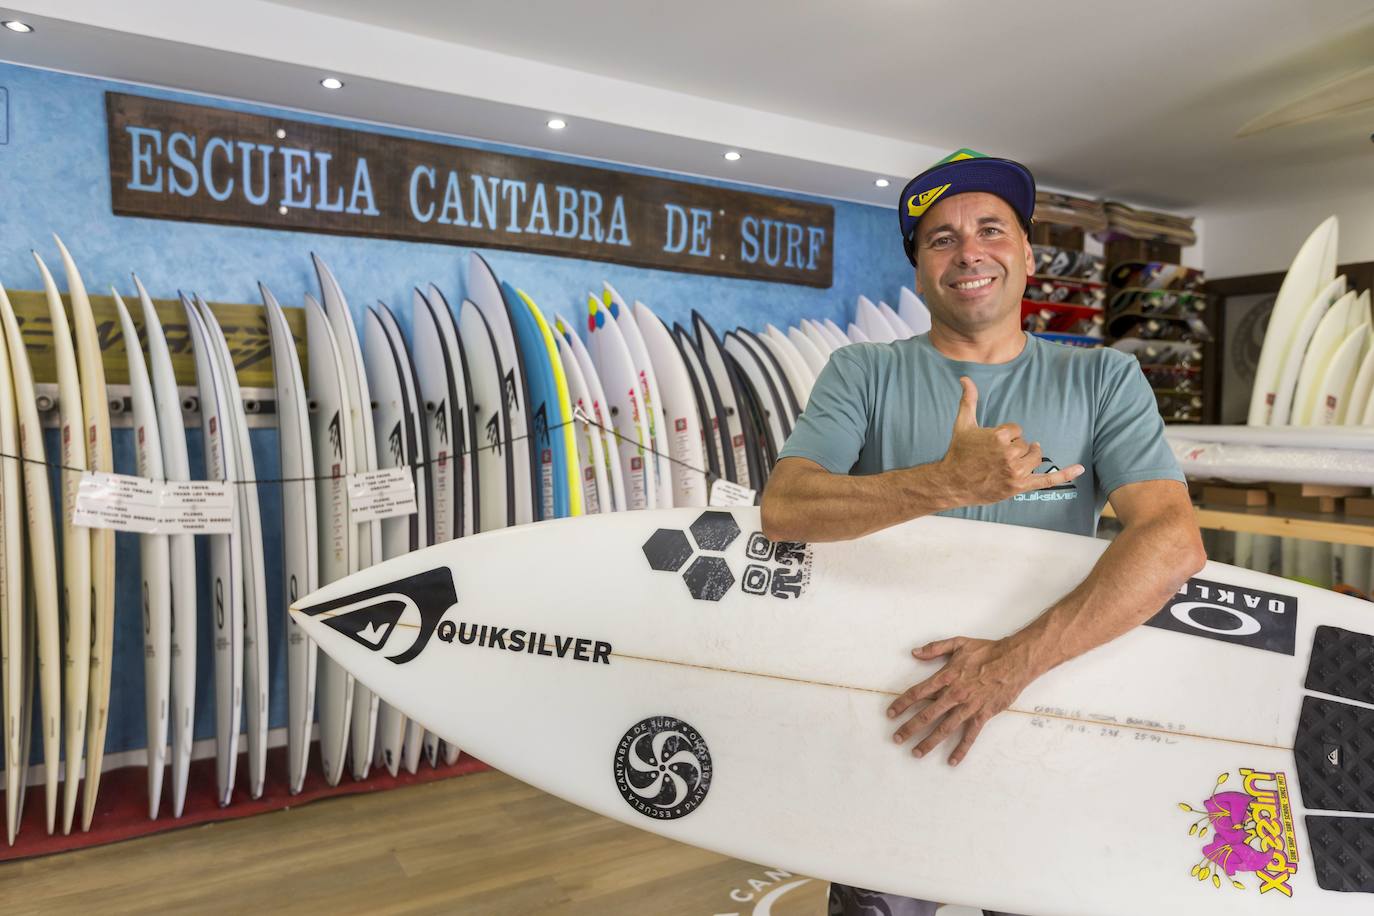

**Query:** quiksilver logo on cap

left=907, top=182, right=952, bottom=218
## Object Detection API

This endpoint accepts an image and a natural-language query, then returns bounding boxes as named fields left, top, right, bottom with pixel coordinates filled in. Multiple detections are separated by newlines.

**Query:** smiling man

left=759, top=151, right=1205, bottom=916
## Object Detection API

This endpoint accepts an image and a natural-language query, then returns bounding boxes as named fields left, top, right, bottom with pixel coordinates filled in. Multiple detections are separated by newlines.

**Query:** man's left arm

left=887, top=478, right=1206, bottom=764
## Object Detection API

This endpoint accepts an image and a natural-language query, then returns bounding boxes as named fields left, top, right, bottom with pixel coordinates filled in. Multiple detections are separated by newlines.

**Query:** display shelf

left=1033, top=331, right=1102, bottom=347
left=1102, top=501, right=1374, bottom=547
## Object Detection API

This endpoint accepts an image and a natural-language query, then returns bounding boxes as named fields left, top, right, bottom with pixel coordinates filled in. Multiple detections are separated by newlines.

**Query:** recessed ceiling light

left=723, top=151, right=741, bottom=162
left=320, top=77, right=344, bottom=90
left=276, top=128, right=287, bottom=140
left=874, top=178, right=890, bottom=188
left=2, top=20, right=34, bottom=33
left=547, top=118, right=567, bottom=131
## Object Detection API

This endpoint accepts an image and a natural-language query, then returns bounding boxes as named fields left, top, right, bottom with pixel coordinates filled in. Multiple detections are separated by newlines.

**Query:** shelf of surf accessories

left=1020, top=300, right=1104, bottom=347
left=1102, top=500, right=1374, bottom=548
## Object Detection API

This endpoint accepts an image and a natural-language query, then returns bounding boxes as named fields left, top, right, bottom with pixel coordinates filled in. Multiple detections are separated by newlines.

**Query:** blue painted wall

left=0, top=61, right=911, bottom=769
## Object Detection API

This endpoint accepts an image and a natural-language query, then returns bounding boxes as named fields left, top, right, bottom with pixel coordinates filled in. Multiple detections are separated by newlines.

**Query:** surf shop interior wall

left=0, top=60, right=912, bottom=763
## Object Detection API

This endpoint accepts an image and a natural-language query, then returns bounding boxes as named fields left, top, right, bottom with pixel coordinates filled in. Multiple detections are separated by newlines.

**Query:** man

left=759, top=151, right=1206, bottom=916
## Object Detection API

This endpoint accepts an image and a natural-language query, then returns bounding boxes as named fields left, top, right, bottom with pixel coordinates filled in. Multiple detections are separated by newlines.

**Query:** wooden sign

left=106, top=93, right=835, bottom=287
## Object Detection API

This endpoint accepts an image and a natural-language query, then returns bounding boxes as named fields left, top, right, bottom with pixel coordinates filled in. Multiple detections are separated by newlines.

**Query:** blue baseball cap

left=899, top=149, right=1036, bottom=266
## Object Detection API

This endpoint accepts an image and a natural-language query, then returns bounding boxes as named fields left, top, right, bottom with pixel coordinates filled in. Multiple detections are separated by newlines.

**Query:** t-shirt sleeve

left=776, top=348, right=870, bottom=474
left=1092, top=350, right=1186, bottom=496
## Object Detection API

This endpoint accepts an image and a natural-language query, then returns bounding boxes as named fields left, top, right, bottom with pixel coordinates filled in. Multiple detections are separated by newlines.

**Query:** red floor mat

left=0, top=744, right=490, bottom=861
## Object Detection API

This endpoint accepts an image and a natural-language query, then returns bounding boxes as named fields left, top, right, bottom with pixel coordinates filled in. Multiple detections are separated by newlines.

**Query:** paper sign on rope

left=73, top=471, right=234, bottom=534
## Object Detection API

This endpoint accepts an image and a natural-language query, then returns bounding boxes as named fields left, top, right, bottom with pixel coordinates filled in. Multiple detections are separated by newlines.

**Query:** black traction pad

left=1306, top=815, right=1374, bottom=892
left=1305, top=625, right=1374, bottom=705
left=1295, top=696, right=1374, bottom=813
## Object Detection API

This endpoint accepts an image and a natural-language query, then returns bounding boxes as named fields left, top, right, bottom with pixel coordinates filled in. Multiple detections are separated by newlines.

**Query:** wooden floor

left=0, top=770, right=826, bottom=915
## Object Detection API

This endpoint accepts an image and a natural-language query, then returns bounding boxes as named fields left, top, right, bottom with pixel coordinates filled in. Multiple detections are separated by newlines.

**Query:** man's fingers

left=887, top=671, right=948, bottom=718
left=913, top=637, right=966, bottom=660
left=1019, top=464, right=1085, bottom=491
left=947, top=715, right=989, bottom=766
left=953, top=377, right=980, bottom=429
left=892, top=694, right=957, bottom=744
left=912, top=706, right=969, bottom=759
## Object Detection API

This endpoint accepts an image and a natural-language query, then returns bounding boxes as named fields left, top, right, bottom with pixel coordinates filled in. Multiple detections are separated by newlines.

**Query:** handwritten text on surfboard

left=106, top=93, right=835, bottom=287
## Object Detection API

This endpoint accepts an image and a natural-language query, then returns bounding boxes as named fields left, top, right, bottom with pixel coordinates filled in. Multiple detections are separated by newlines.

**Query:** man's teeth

left=953, top=277, right=993, bottom=290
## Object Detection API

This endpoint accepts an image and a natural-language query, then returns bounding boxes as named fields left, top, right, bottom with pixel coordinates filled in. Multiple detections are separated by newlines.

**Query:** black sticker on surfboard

left=1294, top=695, right=1374, bottom=814
left=613, top=716, right=712, bottom=820
left=302, top=566, right=457, bottom=664
left=1143, top=577, right=1296, bottom=656
left=1306, top=815, right=1374, bottom=892
left=1304, top=625, right=1374, bottom=705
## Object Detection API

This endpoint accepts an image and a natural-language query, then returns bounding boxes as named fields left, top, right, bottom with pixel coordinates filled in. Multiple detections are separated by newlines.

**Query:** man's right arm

left=761, top=377, right=1084, bottom=543
left=761, top=457, right=957, bottom=542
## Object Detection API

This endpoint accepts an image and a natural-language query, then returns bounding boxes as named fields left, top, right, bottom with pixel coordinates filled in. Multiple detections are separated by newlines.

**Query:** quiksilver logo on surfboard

left=613, top=716, right=712, bottom=820
left=641, top=510, right=811, bottom=601
left=300, top=566, right=458, bottom=664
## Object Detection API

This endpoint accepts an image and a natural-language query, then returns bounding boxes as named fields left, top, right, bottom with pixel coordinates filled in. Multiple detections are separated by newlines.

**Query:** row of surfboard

left=0, top=241, right=929, bottom=842
left=1232, top=215, right=1373, bottom=588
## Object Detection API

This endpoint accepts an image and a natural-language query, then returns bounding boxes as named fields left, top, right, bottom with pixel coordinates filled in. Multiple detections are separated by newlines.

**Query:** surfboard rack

left=34, top=383, right=280, bottom=429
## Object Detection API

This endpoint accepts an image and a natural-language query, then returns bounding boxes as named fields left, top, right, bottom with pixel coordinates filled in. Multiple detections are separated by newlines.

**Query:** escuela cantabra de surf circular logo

left=614, top=716, right=712, bottom=820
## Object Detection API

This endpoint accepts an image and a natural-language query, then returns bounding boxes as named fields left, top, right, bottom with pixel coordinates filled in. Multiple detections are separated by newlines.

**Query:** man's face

left=912, top=192, right=1034, bottom=335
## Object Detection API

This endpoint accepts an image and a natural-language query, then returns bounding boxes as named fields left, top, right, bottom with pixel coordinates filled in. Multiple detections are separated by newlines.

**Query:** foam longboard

left=293, top=507, right=1374, bottom=913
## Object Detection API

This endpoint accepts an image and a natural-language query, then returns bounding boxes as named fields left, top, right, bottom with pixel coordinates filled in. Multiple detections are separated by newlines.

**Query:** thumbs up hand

left=938, top=377, right=1084, bottom=506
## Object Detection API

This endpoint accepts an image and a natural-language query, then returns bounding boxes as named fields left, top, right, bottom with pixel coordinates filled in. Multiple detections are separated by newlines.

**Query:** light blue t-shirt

left=777, top=333, right=1183, bottom=535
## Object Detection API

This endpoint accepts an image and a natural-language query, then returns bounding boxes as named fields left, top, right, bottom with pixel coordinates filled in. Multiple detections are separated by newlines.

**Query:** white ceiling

left=4, top=0, right=1374, bottom=213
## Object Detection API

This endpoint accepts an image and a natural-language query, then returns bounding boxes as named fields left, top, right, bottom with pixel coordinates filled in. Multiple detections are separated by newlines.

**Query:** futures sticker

left=613, top=716, right=712, bottom=820
left=1145, top=577, right=1297, bottom=656
left=1178, top=768, right=1298, bottom=897
left=300, top=566, right=457, bottom=664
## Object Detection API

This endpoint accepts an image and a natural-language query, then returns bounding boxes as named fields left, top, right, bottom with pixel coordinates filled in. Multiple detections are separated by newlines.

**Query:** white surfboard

left=305, top=293, right=356, bottom=786
left=0, top=283, right=61, bottom=834
left=604, top=286, right=673, bottom=510
left=458, top=298, right=515, bottom=532
left=898, top=287, right=932, bottom=336
left=847, top=322, right=871, bottom=343
left=466, top=253, right=535, bottom=526
left=376, top=304, right=434, bottom=774
left=1269, top=277, right=1348, bottom=426
left=740, top=328, right=802, bottom=426
left=724, top=332, right=789, bottom=459
left=588, top=295, right=655, bottom=510
left=634, top=302, right=708, bottom=508
left=695, top=313, right=754, bottom=489
left=820, top=319, right=852, bottom=351
left=855, top=296, right=897, bottom=344
left=364, top=307, right=418, bottom=776
left=182, top=293, right=244, bottom=807
left=196, top=297, right=270, bottom=799
left=1291, top=289, right=1361, bottom=426
left=798, top=320, right=834, bottom=358
left=135, top=276, right=197, bottom=817
left=757, top=327, right=814, bottom=411
left=554, top=330, right=607, bottom=515
left=313, top=255, right=382, bottom=781
left=1249, top=216, right=1338, bottom=424
left=292, top=506, right=1374, bottom=914
left=0, top=283, right=24, bottom=844
left=1316, top=322, right=1370, bottom=426
left=113, top=289, right=172, bottom=819
left=878, top=301, right=916, bottom=339
left=675, top=327, right=730, bottom=484
left=556, top=315, right=627, bottom=513
left=262, top=284, right=319, bottom=795
left=33, top=250, right=90, bottom=835
left=55, top=236, right=116, bottom=833
left=786, top=326, right=828, bottom=380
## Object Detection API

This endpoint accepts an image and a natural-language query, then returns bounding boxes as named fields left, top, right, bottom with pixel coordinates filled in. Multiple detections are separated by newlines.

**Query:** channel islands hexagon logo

left=641, top=511, right=811, bottom=601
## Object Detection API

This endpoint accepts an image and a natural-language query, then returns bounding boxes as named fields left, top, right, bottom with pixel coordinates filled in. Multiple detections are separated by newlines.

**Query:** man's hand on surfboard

left=938, top=377, right=1083, bottom=503
left=886, top=635, right=1036, bottom=766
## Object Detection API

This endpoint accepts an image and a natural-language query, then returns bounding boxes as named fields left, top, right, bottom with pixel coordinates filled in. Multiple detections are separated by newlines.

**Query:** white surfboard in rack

left=292, top=507, right=1374, bottom=915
